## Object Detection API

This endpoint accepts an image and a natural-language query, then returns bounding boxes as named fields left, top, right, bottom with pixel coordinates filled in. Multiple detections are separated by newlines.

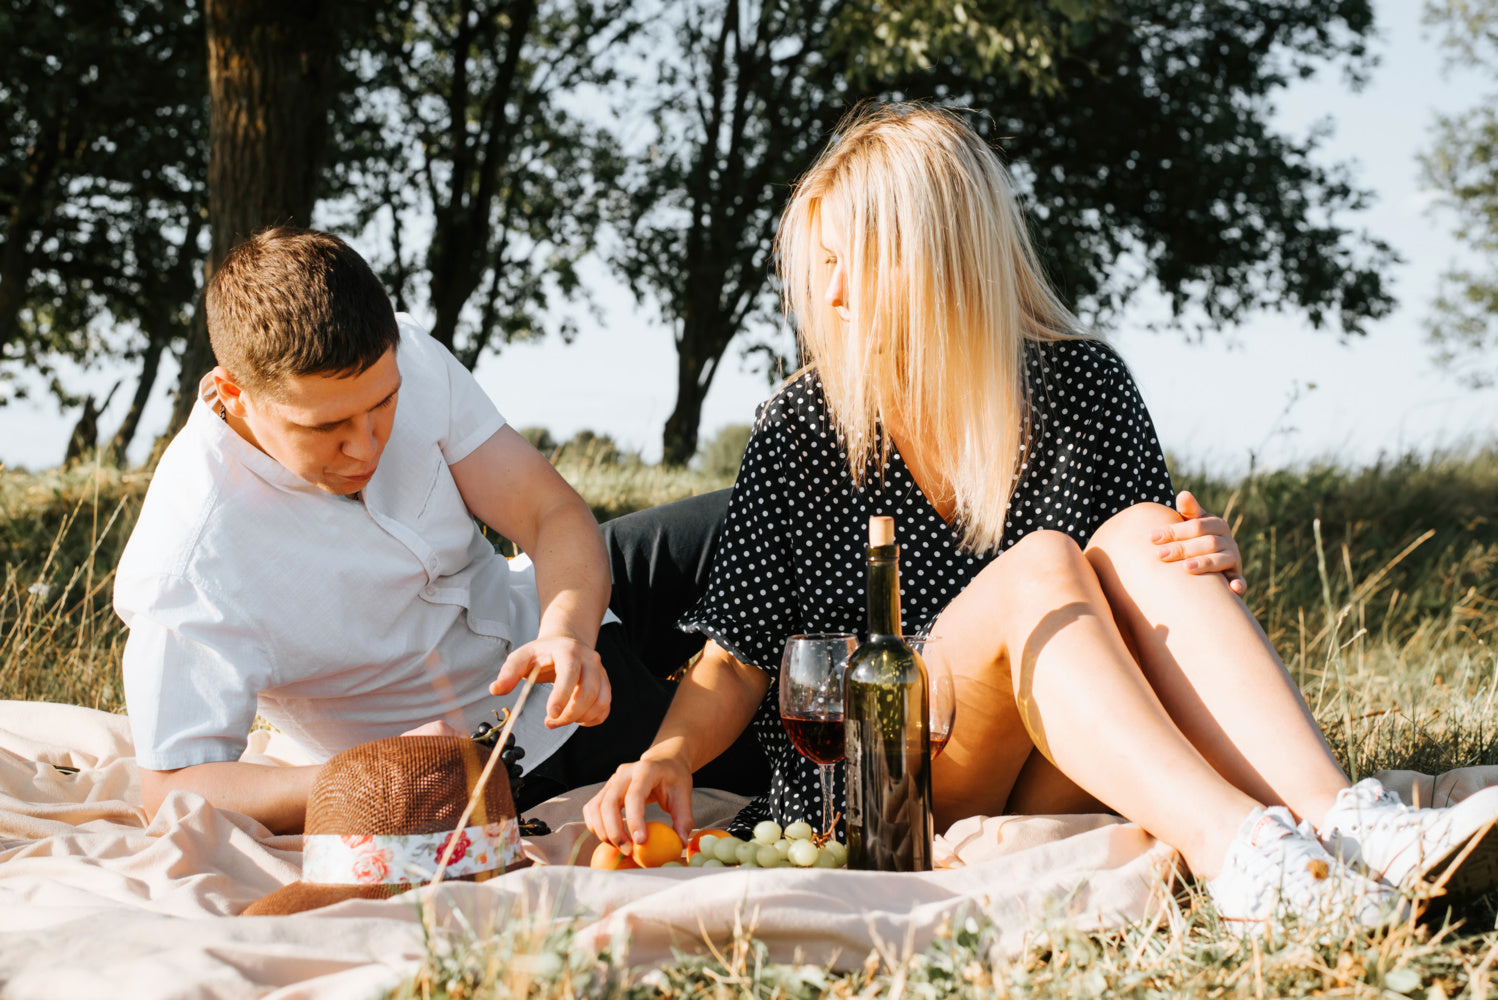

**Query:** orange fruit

left=686, top=828, right=733, bottom=859
left=630, top=821, right=685, bottom=868
left=589, top=841, right=638, bottom=870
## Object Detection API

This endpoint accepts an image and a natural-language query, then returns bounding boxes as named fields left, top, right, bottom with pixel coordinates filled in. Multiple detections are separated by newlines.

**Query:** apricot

left=687, top=828, right=733, bottom=859
left=589, top=841, right=638, bottom=870
left=630, top=821, right=685, bottom=868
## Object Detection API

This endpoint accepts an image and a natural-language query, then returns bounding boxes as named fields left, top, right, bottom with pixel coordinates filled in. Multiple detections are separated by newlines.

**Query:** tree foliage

left=613, top=0, right=1395, bottom=464
left=325, top=0, right=637, bottom=370
left=1421, top=0, right=1498, bottom=386
left=925, top=0, right=1394, bottom=335
left=607, top=0, right=854, bottom=466
left=0, top=0, right=206, bottom=440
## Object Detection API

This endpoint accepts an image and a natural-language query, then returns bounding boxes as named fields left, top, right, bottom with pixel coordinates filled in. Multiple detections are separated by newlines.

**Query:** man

left=116, top=227, right=761, bottom=832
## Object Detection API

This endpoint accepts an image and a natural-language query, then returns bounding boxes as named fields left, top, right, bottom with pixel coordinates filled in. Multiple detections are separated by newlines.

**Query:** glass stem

left=819, top=763, right=833, bottom=837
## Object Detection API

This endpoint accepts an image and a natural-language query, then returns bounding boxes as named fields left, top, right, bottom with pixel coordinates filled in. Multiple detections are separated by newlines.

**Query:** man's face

left=217, top=348, right=402, bottom=495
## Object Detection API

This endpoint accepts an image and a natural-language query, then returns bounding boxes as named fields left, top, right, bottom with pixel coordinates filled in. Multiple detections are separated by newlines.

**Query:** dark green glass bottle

left=844, top=515, right=933, bottom=871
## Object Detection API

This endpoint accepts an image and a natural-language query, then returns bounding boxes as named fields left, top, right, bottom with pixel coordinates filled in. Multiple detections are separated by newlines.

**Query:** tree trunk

left=163, top=0, right=339, bottom=437
left=422, top=0, right=539, bottom=363
left=662, top=302, right=736, bottom=466
left=661, top=359, right=711, bottom=467
left=108, top=333, right=168, bottom=464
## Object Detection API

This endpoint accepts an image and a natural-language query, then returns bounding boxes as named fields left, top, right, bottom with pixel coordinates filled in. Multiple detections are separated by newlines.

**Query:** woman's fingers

left=585, top=769, right=636, bottom=847
left=583, top=759, right=693, bottom=848
left=1155, top=533, right=1228, bottom=562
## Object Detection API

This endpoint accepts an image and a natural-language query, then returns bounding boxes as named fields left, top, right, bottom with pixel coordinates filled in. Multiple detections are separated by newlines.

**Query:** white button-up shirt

left=115, top=316, right=577, bottom=770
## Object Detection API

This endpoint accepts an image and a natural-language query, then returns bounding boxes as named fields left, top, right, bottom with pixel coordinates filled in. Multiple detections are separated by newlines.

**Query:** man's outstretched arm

left=137, top=719, right=462, bottom=832
left=139, top=762, right=320, bottom=834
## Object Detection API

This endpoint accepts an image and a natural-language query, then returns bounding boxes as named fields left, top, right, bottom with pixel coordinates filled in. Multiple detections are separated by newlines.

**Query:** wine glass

left=779, top=633, right=856, bottom=837
left=909, top=636, right=956, bottom=759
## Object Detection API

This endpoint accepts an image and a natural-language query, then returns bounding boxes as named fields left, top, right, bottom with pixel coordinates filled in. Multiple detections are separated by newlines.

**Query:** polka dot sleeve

left=677, top=403, right=802, bottom=676
left=1082, top=345, right=1175, bottom=528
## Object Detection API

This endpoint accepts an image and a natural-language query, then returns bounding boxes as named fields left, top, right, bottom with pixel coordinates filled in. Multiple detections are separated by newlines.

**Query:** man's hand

left=490, top=635, right=611, bottom=728
left=582, top=747, right=696, bottom=848
left=1152, top=489, right=1247, bottom=595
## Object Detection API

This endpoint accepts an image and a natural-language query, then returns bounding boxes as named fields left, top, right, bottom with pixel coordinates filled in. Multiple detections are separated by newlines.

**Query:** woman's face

left=818, top=201, right=853, bottom=326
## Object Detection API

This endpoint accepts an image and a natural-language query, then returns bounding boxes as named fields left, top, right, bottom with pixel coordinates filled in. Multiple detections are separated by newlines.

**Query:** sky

left=0, top=0, right=1492, bottom=477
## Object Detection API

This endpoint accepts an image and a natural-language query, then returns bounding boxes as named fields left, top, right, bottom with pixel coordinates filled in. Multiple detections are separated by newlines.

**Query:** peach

left=630, top=821, right=685, bottom=868
left=686, top=828, right=733, bottom=859
left=589, top=841, right=638, bottom=870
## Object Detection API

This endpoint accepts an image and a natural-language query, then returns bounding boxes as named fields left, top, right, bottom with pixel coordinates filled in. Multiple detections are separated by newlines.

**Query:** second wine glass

left=909, top=636, right=955, bottom=759
left=778, top=632, right=856, bottom=837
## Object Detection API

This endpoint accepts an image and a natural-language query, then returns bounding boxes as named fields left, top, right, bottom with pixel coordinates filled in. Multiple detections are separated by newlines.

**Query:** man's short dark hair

left=206, top=227, right=400, bottom=397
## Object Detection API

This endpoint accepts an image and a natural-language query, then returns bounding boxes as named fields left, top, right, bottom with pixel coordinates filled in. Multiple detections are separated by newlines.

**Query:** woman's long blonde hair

left=777, top=102, right=1085, bottom=553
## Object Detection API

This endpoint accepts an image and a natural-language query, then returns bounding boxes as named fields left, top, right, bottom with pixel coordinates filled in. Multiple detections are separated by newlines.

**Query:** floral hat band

left=242, top=735, right=531, bottom=916
left=301, top=818, right=522, bottom=886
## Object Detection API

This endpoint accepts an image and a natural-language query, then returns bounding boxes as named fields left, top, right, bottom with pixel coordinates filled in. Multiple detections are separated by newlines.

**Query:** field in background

left=4, top=444, right=1498, bottom=996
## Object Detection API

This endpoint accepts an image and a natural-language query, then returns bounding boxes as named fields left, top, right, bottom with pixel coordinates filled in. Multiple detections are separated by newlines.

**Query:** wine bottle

left=844, top=515, right=933, bottom=871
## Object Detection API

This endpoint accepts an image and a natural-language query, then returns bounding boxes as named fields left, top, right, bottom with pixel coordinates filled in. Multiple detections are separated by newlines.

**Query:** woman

left=584, top=103, right=1498, bottom=930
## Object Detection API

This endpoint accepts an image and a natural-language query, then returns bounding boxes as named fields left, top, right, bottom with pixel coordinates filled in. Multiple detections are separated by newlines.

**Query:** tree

left=923, top=1, right=1395, bottom=336
left=1421, top=0, right=1498, bottom=386
left=607, top=0, right=846, bottom=466
left=325, top=0, right=638, bottom=370
left=611, top=0, right=1396, bottom=464
left=165, top=0, right=342, bottom=433
left=0, top=0, right=207, bottom=451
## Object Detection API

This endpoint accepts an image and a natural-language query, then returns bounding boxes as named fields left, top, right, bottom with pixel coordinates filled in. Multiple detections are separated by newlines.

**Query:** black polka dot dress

left=678, top=338, right=1176, bottom=836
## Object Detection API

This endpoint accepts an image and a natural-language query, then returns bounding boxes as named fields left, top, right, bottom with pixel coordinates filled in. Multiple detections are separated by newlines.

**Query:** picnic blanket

left=1, top=700, right=1490, bottom=1000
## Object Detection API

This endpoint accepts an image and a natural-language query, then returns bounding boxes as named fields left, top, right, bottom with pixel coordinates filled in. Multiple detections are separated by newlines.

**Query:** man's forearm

left=140, top=761, right=320, bottom=834
left=529, top=498, right=611, bottom=646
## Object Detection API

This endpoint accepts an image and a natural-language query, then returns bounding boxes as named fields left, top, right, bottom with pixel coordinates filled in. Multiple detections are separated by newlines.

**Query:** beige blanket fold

left=2, top=700, right=1489, bottom=1000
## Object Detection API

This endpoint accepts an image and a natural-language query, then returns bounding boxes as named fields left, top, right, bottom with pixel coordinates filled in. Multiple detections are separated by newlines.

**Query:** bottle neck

left=866, top=543, right=902, bottom=638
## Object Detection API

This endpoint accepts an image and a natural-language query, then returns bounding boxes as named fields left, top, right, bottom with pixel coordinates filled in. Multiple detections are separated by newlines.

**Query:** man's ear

left=211, top=366, right=249, bottom=418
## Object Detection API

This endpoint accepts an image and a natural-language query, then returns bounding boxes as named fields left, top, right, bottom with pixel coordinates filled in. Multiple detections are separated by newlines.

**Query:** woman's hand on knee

left=1150, top=490, right=1247, bottom=596
left=582, top=751, right=695, bottom=848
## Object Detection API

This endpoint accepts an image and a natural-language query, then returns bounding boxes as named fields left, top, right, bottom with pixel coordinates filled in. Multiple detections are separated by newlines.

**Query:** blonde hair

left=777, top=102, right=1086, bottom=552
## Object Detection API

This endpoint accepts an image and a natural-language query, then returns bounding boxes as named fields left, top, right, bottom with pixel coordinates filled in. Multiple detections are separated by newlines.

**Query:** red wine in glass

left=782, top=712, right=845, bottom=765
left=779, top=633, right=856, bottom=836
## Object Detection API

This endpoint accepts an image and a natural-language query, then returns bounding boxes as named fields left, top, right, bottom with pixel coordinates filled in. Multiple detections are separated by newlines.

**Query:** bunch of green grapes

left=688, top=821, right=847, bottom=869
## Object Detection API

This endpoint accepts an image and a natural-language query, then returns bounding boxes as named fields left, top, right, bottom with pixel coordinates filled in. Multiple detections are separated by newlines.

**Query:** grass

left=4, top=446, right=1498, bottom=996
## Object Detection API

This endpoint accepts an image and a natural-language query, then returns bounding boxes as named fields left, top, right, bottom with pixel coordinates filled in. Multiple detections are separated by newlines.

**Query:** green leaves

left=1421, top=0, right=1498, bottom=386
left=0, top=0, right=207, bottom=408
left=327, top=0, right=637, bottom=369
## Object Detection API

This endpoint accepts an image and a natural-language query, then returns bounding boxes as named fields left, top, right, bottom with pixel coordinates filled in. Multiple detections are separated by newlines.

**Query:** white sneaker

left=1320, top=778, right=1498, bottom=903
left=1206, top=805, right=1403, bottom=934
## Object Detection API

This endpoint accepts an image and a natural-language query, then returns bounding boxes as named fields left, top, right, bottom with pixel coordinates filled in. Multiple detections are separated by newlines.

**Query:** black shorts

left=514, top=490, right=769, bottom=810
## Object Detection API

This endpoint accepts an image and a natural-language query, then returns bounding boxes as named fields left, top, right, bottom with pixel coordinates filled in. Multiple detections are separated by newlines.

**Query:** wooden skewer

left=430, top=665, right=539, bottom=887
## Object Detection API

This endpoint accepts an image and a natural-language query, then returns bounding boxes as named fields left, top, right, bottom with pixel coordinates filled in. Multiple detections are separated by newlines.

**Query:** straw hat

left=243, top=734, right=527, bottom=916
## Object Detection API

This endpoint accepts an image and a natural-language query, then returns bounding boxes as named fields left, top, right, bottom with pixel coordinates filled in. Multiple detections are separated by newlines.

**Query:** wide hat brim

left=238, top=735, right=524, bottom=917
left=241, top=880, right=407, bottom=916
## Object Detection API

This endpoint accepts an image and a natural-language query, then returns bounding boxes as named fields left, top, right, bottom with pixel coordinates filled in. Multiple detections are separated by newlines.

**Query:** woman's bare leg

left=1083, top=502, right=1350, bottom=828
left=1004, top=748, right=1109, bottom=816
left=929, top=529, right=1261, bottom=877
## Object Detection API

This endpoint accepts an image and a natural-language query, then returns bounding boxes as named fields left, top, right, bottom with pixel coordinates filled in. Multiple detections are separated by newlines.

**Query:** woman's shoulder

left=1025, top=336, right=1137, bottom=395
left=753, top=370, right=833, bottom=433
left=1027, top=335, right=1128, bottom=374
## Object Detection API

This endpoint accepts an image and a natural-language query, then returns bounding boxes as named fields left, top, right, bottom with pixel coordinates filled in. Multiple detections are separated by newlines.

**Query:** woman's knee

left=962, top=529, right=1094, bottom=609
left=1085, top=502, right=1180, bottom=555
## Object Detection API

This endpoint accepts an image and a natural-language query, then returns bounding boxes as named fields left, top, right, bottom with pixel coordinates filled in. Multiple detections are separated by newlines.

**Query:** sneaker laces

left=1208, top=805, right=1399, bottom=933
left=1322, top=778, right=1498, bottom=893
